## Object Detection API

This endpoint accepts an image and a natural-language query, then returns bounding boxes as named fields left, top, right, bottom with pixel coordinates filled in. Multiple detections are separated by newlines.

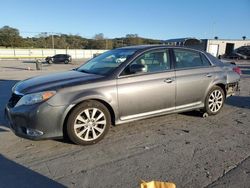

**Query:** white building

left=203, top=39, right=250, bottom=57
left=164, top=38, right=250, bottom=57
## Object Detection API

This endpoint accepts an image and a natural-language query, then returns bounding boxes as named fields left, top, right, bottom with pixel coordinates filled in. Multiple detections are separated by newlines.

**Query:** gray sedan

left=5, top=45, right=241, bottom=145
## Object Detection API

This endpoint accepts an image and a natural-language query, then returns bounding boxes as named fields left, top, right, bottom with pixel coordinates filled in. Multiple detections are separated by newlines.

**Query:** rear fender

left=203, top=78, right=227, bottom=103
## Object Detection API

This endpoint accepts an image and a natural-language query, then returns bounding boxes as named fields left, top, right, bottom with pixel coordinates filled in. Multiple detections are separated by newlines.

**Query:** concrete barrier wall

left=0, top=48, right=107, bottom=59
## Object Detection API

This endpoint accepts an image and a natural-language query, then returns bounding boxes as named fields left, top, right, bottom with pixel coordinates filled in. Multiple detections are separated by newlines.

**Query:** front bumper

left=5, top=102, right=67, bottom=140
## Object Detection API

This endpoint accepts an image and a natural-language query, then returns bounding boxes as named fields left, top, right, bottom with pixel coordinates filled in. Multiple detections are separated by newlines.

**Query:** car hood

left=13, top=70, right=104, bottom=94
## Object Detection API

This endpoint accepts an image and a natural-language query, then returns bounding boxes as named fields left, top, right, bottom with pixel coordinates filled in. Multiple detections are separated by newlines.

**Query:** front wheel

left=48, top=60, right=53, bottom=64
left=66, top=100, right=111, bottom=145
left=205, top=86, right=225, bottom=115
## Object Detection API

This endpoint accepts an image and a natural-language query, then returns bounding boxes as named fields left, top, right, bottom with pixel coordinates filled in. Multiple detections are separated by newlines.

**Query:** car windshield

left=77, top=49, right=137, bottom=75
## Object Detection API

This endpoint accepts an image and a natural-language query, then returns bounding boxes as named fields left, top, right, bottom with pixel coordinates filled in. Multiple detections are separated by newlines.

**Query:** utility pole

left=212, top=21, right=216, bottom=39
left=51, top=34, right=54, bottom=49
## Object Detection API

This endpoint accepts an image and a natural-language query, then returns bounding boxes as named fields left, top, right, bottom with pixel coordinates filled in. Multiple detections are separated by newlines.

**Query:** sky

left=0, top=0, right=249, bottom=40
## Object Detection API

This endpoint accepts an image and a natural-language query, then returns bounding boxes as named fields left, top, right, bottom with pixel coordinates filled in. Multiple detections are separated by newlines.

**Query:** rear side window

left=200, top=53, right=211, bottom=66
left=173, top=49, right=210, bottom=69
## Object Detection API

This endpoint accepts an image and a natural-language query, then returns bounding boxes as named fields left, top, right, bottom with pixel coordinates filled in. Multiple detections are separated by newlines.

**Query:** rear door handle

left=206, top=73, right=213, bottom=77
left=164, top=78, right=174, bottom=83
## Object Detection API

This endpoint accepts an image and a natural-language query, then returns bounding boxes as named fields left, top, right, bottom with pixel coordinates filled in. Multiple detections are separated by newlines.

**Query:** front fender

left=58, top=91, right=119, bottom=132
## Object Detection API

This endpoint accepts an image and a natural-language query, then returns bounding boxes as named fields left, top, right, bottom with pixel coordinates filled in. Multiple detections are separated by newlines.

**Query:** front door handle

left=164, top=78, right=174, bottom=83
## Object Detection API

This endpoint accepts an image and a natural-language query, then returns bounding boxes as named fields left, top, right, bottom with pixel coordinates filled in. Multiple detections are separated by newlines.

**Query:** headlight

left=15, top=91, right=56, bottom=107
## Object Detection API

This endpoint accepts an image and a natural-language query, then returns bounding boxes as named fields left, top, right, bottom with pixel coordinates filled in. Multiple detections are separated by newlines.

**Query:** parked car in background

left=6, top=45, right=241, bottom=145
left=220, top=59, right=236, bottom=65
left=235, top=45, right=250, bottom=59
left=45, top=54, right=72, bottom=64
left=223, top=45, right=250, bottom=60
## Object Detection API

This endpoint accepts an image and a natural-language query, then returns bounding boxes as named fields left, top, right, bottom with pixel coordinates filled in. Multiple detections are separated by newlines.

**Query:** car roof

left=117, top=45, right=206, bottom=54
left=117, top=45, right=167, bottom=50
left=54, top=54, right=69, bottom=56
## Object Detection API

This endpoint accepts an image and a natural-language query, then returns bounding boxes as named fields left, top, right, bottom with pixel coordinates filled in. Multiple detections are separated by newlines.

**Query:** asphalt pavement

left=0, top=60, right=249, bottom=188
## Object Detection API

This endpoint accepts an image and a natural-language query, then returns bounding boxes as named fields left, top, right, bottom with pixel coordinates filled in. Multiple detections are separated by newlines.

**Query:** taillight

left=233, top=66, right=241, bottom=75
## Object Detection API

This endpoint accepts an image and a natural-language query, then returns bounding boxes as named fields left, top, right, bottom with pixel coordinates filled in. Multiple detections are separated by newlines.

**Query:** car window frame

left=118, top=49, right=172, bottom=78
left=200, top=52, right=212, bottom=67
left=172, top=48, right=212, bottom=70
left=54, top=55, right=61, bottom=58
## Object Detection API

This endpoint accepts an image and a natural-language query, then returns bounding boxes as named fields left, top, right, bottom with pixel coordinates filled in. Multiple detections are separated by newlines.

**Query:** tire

left=64, top=60, right=69, bottom=64
left=205, top=86, right=225, bottom=115
left=66, top=100, right=111, bottom=145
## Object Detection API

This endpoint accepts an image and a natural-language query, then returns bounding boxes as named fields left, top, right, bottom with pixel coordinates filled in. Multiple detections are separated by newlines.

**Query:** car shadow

left=22, top=60, right=52, bottom=66
left=1, top=66, right=29, bottom=71
left=0, top=154, right=65, bottom=187
left=241, top=70, right=250, bottom=75
left=180, top=95, right=250, bottom=117
left=239, top=64, right=250, bottom=75
left=53, top=138, right=74, bottom=145
left=22, top=60, right=47, bottom=64
left=0, top=79, right=19, bottom=129
left=226, top=96, right=250, bottom=109
left=22, top=60, right=36, bottom=64
left=180, top=110, right=203, bottom=117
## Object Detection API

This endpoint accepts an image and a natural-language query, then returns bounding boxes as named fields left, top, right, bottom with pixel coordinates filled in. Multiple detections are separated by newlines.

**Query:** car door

left=53, top=55, right=60, bottom=63
left=117, top=49, right=176, bottom=121
left=58, top=55, right=64, bottom=62
left=173, top=48, right=215, bottom=108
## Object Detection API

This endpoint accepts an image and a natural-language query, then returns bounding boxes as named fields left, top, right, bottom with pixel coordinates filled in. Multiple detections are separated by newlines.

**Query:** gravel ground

left=0, top=59, right=249, bottom=188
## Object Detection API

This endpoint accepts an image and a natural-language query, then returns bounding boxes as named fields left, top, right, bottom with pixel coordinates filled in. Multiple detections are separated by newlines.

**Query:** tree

left=87, top=39, right=106, bottom=49
left=93, top=33, right=104, bottom=40
left=89, top=33, right=114, bottom=49
left=65, top=35, right=88, bottom=49
left=0, top=25, right=162, bottom=49
left=125, top=34, right=143, bottom=45
left=0, top=26, right=22, bottom=47
left=125, top=34, right=139, bottom=38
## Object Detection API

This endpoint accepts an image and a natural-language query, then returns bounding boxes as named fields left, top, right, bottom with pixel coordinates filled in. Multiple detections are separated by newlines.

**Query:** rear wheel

left=205, top=86, right=225, bottom=115
left=66, top=100, right=111, bottom=145
left=64, top=60, right=69, bottom=64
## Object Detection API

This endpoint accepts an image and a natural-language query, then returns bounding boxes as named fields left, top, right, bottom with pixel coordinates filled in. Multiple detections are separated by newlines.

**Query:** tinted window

left=200, top=54, right=211, bottom=66
left=123, top=50, right=170, bottom=75
left=174, top=49, right=209, bottom=69
left=205, top=53, right=224, bottom=66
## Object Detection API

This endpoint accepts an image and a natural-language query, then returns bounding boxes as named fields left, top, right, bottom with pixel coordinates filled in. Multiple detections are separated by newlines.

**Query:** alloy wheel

left=73, top=108, right=107, bottom=141
left=208, top=89, right=223, bottom=113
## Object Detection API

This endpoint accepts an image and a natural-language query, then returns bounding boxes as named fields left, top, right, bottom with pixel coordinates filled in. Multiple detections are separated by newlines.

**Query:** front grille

left=8, top=93, right=22, bottom=108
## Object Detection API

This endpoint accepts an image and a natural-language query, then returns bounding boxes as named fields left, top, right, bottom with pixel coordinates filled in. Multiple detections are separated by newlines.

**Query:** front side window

left=174, top=49, right=210, bottom=69
left=77, top=49, right=136, bottom=75
left=122, top=50, right=170, bottom=75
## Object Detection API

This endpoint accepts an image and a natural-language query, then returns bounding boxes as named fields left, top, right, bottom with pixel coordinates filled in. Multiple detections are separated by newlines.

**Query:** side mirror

left=130, top=64, right=146, bottom=74
left=72, top=67, right=79, bottom=71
